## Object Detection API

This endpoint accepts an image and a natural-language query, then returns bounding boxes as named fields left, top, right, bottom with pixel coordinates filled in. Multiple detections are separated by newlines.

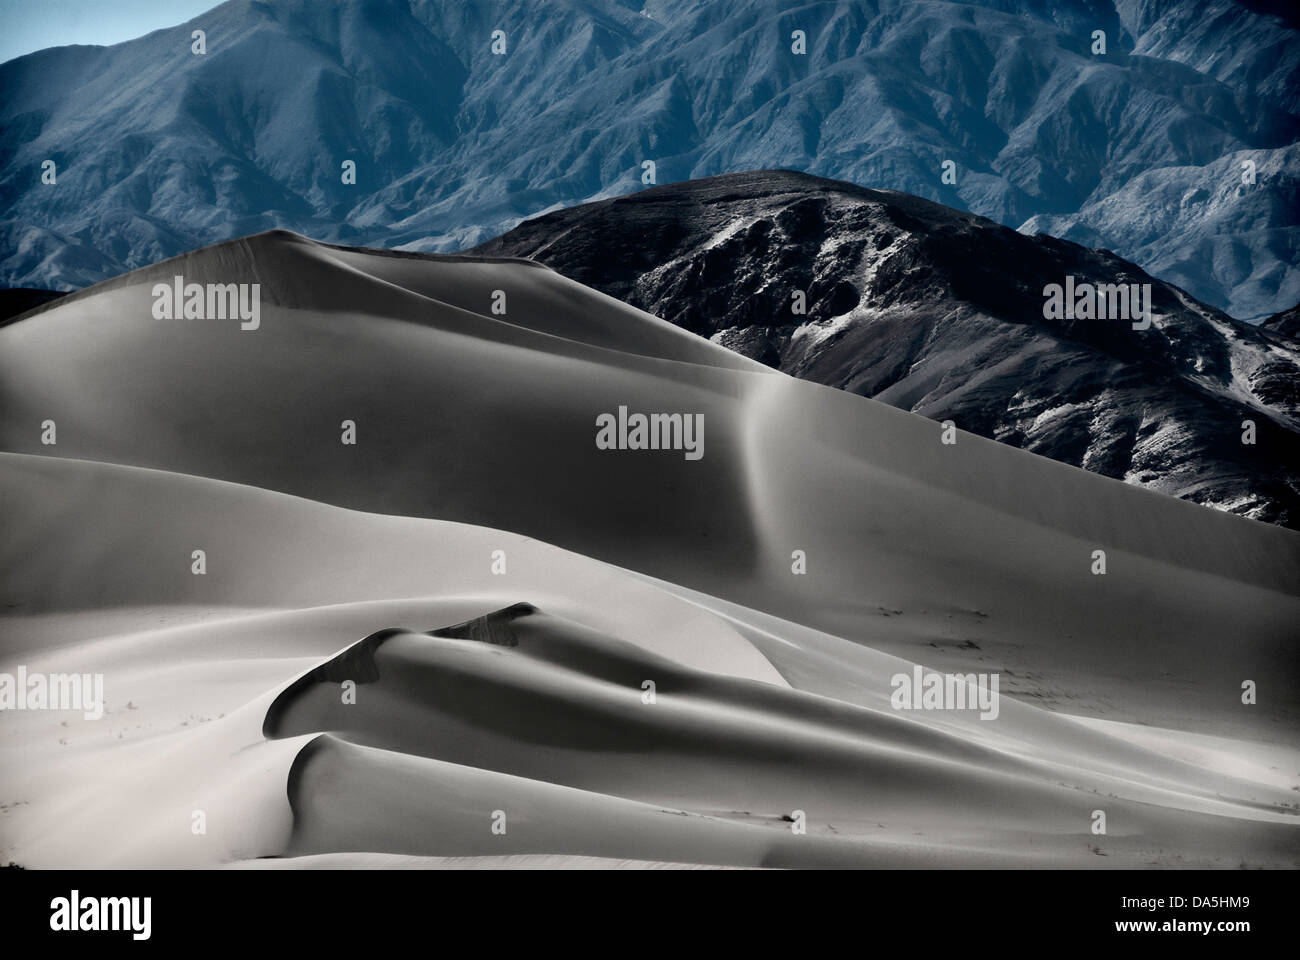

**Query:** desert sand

left=1, top=231, right=1296, bottom=868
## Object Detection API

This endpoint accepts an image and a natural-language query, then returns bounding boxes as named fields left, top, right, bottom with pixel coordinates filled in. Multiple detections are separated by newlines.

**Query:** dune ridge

left=1, top=229, right=1297, bottom=868
left=0, top=453, right=1296, bottom=868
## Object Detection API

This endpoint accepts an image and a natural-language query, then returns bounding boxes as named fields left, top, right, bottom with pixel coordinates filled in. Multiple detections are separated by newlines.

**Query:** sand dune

left=1, top=231, right=1297, bottom=868
left=1, top=453, right=1295, bottom=868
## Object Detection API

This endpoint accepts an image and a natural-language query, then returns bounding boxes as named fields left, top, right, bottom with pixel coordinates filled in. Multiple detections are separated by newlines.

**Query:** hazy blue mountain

left=2, top=0, right=1298, bottom=319
left=474, top=170, right=1300, bottom=527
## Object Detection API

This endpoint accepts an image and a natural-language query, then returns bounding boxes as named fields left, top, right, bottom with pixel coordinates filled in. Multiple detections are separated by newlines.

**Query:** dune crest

left=1, top=227, right=1297, bottom=868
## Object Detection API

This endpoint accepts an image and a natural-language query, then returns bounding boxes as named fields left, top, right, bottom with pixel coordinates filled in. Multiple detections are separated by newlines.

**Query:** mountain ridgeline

left=1, top=0, right=1298, bottom=319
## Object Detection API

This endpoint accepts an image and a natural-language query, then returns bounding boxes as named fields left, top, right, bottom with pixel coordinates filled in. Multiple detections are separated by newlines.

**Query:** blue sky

left=0, top=0, right=219, bottom=64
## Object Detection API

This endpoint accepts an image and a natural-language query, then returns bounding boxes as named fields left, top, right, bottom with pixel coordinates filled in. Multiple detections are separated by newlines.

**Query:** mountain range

left=2, top=0, right=1298, bottom=320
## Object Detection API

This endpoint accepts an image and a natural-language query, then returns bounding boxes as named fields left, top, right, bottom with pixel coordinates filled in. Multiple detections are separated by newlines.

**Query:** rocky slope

left=1263, top=302, right=1300, bottom=338
left=473, top=170, right=1300, bottom=528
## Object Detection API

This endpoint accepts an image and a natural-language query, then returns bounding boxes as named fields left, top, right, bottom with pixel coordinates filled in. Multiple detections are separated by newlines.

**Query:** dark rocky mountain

left=0, top=288, right=64, bottom=324
left=1263, top=303, right=1300, bottom=339
left=2, top=0, right=1298, bottom=320
left=473, top=170, right=1300, bottom=528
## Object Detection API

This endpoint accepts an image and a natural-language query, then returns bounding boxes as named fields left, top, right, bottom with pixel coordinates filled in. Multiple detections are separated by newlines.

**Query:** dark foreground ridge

left=0, top=289, right=64, bottom=325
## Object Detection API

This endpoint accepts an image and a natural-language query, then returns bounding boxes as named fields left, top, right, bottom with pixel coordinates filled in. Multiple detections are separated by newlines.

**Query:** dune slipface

left=0, top=231, right=1297, bottom=869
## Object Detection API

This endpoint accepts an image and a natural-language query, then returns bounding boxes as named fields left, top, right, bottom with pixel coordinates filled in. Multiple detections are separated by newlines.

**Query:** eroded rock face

left=475, top=170, right=1300, bottom=529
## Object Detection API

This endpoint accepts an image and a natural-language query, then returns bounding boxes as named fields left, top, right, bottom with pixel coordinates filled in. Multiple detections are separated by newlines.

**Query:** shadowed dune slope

left=1, top=230, right=1298, bottom=745
left=1, top=454, right=1296, bottom=868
